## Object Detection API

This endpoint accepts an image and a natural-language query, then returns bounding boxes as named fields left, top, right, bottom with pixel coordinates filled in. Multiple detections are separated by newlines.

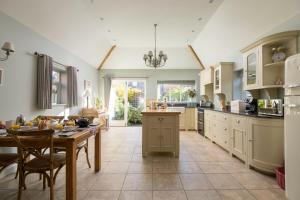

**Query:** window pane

left=157, top=81, right=195, bottom=103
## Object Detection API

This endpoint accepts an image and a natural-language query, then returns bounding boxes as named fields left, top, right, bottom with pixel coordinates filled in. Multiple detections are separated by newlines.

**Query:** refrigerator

left=284, top=53, right=300, bottom=199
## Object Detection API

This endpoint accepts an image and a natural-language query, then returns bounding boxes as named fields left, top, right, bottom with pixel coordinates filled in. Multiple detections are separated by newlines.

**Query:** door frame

left=110, top=78, right=147, bottom=126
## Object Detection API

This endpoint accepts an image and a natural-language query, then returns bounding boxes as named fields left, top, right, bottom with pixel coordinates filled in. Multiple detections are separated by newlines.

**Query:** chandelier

left=143, top=24, right=167, bottom=68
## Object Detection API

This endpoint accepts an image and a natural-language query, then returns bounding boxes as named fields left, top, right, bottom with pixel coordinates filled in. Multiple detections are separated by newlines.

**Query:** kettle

left=77, top=118, right=89, bottom=128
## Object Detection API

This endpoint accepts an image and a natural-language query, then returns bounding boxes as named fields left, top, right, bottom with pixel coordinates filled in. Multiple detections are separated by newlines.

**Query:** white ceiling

left=0, top=0, right=223, bottom=68
left=192, top=0, right=300, bottom=69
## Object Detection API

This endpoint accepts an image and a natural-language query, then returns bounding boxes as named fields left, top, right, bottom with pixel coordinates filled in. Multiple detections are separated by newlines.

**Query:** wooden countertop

left=142, top=109, right=181, bottom=115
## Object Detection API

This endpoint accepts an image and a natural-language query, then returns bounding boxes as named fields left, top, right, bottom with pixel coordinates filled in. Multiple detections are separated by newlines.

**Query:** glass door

left=247, top=53, right=257, bottom=85
left=109, top=79, right=146, bottom=126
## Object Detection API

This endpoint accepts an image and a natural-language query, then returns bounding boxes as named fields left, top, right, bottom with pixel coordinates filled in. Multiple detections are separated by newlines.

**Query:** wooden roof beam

left=98, top=45, right=116, bottom=69
left=188, top=45, right=205, bottom=71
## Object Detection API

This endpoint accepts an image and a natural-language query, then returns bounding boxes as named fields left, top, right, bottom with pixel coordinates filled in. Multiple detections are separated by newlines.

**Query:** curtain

left=67, top=66, right=78, bottom=107
left=37, top=55, right=53, bottom=109
left=104, top=75, right=111, bottom=110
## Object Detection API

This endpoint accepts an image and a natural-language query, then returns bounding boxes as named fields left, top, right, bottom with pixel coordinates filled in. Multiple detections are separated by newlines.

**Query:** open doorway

left=109, top=79, right=146, bottom=126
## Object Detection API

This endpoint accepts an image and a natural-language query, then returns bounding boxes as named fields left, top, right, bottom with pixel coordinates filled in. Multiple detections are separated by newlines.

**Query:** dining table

left=0, top=125, right=102, bottom=200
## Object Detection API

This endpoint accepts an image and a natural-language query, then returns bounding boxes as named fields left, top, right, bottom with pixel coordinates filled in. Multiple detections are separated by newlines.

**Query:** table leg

left=95, top=128, right=101, bottom=172
left=66, top=142, right=77, bottom=200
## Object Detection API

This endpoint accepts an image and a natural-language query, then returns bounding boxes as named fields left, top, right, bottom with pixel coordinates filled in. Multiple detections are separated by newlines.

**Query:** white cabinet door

left=232, top=128, right=246, bottom=161
left=160, top=125, right=175, bottom=151
left=248, top=118, right=284, bottom=173
left=243, top=47, right=261, bottom=90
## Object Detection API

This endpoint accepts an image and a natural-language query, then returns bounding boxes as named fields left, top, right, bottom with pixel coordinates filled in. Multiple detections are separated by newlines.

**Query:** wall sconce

left=0, top=42, right=15, bottom=61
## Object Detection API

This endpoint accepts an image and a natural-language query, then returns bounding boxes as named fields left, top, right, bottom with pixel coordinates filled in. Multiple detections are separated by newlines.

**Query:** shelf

left=264, top=61, right=285, bottom=68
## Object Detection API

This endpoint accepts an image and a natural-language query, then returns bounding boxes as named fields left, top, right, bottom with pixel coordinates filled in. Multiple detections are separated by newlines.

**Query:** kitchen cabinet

left=179, top=112, right=185, bottom=130
left=142, top=111, right=180, bottom=157
left=199, top=67, right=214, bottom=101
left=241, top=31, right=299, bottom=90
left=243, top=47, right=261, bottom=90
left=231, top=116, right=248, bottom=162
left=204, top=109, right=284, bottom=174
left=185, top=108, right=197, bottom=130
left=247, top=118, right=284, bottom=173
left=213, top=62, right=234, bottom=101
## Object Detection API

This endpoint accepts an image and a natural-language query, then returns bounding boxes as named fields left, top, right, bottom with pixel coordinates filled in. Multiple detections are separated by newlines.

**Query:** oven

left=197, top=108, right=204, bottom=136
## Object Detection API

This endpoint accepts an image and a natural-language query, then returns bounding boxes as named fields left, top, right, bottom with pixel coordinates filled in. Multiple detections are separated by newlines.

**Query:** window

left=157, top=80, right=196, bottom=102
left=52, top=69, right=67, bottom=105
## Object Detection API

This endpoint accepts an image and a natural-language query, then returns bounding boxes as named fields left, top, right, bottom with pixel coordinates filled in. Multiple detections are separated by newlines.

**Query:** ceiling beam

left=188, top=45, right=205, bottom=71
left=98, top=45, right=116, bottom=69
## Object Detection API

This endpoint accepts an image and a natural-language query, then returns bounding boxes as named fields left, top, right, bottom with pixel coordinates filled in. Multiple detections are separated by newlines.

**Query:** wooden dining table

left=0, top=126, right=101, bottom=200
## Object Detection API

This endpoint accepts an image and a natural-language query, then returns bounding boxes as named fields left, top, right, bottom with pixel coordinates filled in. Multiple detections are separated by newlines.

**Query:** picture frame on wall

left=0, top=68, right=3, bottom=86
left=84, top=80, right=92, bottom=90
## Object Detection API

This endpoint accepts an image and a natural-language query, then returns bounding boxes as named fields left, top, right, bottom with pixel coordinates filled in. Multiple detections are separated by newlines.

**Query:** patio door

left=109, top=79, right=146, bottom=126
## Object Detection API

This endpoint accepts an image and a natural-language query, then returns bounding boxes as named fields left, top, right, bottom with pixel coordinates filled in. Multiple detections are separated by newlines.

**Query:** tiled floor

left=0, top=127, right=286, bottom=200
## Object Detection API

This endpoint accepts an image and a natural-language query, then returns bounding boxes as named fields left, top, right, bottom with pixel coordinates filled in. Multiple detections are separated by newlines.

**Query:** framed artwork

left=84, top=80, right=92, bottom=90
left=0, top=68, right=3, bottom=86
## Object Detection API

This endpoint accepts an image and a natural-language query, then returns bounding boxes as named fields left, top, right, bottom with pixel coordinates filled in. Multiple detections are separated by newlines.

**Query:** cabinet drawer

left=216, top=113, right=230, bottom=122
left=146, top=116, right=176, bottom=124
left=232, top=116, right=247, bottom=130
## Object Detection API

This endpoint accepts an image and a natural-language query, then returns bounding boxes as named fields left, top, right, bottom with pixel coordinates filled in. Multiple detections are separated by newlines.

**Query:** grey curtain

left=104, top=75, right=111, bottom=109
left=67, top=66, right=78, bottom=107
left=37, top=55, right=53, bottom=109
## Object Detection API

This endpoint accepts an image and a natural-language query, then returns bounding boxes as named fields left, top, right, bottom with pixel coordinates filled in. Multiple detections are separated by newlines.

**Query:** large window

left=52, top=69, right=67, bottom=105
left=157, top=80, right=196, bottom=102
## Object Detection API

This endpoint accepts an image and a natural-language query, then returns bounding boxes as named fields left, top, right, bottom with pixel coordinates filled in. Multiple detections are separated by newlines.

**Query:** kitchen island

left=141, top=109, right=180, bottom=157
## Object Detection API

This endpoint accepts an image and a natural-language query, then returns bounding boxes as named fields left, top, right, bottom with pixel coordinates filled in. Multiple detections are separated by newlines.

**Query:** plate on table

left=62, top=126, right=77, bottom=132
left=89, top=123, right=99, bottom=126
left=57, top=132, right=77, bottom=137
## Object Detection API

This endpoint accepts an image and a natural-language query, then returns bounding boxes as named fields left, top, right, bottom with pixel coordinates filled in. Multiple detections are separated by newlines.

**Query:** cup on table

left=5, top=120, right=14, bottom=129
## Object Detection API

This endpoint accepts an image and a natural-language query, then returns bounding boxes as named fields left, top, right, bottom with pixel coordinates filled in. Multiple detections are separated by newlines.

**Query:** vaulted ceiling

left=0, top=0, right=222, bottom=69
left=1, top=0, right=300, bottom=69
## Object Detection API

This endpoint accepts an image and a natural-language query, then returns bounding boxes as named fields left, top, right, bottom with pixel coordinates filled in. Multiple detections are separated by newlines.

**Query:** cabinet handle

left=248, top=139, right=254, bottom=142
left=224, top=117, right=227, bottom=120
left=225, top=141, right=227, bottom=144
left=224, top=128, right=227, bottom=131
left=236, top=120, right=240, bottom=124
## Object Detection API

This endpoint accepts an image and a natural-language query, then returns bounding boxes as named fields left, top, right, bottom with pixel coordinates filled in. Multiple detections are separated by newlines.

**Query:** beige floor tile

left=85, top=190, right=120, bottom=200
left=90, top=174, right=125, bottom=190
left=128, top=162, right=153, bottom=173
left=153, top=190, right=187, bottom=200
left=153, top=174, right=183, bottom=190
left=198, top=162, right=228, bottom=173
left=111, top=154, right=133, bottom=162
left=231, top=173, right=272, bottom=189
left=180, top=174, right=213, bottom=190
left=153, top=161, right=177, bottom=173
left=249, top=189, right=287, bottom=200
left=176, top=162, right=203, bottom=173
left=217, top=189, right=256, bottom=200
left=185, top=190, right=221, bottom=200
left=218, top=161, right=250, bottom=173
left=207, top=174, right=243, bottom=189
left=123, top=174, right=152, bottom=190
left=119, top=191, right=152, bottom=200
left=102, top=162, right=130, bottom=173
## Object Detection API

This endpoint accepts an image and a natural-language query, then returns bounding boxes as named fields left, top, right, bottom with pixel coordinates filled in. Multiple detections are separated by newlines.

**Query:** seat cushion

left=24, top=153, right=66, bottom=171
left=0, top=153, right=18, bottom=166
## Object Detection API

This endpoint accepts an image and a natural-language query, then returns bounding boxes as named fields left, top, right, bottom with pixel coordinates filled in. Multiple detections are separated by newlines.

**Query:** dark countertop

left=203, top=108, right=284, bottom=119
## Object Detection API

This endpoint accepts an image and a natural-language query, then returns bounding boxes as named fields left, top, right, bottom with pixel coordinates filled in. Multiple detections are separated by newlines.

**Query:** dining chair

left=40, top=116, right=64, bottom=123
left=53, top=115, right=91, bottom=168
left=0, top=153, right=19, bottom=178
left=7, top=129, right=66, bottom=200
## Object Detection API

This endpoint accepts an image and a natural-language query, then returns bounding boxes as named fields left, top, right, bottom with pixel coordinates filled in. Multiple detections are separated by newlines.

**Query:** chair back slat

left=7, top=129, right=55, bottom=166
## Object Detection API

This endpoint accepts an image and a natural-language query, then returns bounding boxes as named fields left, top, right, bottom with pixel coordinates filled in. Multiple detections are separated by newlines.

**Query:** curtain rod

left=34, top=52, right=79, bottom=72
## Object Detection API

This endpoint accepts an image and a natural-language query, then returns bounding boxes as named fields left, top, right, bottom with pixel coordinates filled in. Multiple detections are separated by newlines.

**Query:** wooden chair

left=53, top=115, right=91, bottom=168
left=7, top=129, right=66, bottom=200
left=0, top=153, right=19, bottom=178
left=40, top=116, right=64, bottom=123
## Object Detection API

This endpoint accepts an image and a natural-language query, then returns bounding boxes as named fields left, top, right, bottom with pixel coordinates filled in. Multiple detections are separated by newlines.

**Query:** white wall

left=0, top=11, right=99, bottom=121
left=192, top=0, right=300, bottom=70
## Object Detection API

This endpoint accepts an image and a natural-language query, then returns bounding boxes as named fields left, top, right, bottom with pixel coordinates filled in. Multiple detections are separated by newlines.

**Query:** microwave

left=257, top=99, right=283, bottom=116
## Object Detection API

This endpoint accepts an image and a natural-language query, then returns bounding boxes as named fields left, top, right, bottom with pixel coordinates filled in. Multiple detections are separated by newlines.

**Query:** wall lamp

left=0, top=42, right=15, bottom=61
